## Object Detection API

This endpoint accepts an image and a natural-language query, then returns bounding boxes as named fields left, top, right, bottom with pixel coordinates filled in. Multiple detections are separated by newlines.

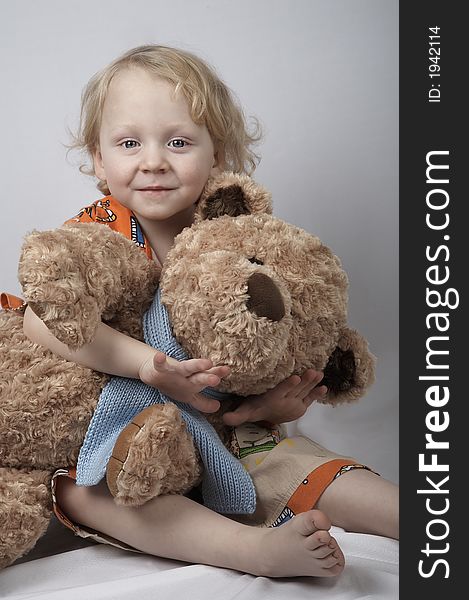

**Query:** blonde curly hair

left=71, top=45, right=262, bottom=195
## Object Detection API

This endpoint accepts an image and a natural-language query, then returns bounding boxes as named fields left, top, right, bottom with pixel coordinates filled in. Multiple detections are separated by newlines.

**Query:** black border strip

left=400, top=1, right=464, bottom=594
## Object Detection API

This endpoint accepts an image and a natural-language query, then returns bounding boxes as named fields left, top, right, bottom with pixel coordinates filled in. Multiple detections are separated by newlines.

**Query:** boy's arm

left=23, top=305, right=154, bottom=379
left=23, top=306, right=227, bottom=413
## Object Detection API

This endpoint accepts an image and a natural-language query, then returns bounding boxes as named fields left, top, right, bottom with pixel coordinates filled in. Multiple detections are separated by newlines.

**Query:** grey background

left=1, top=0, right=398, bottom=483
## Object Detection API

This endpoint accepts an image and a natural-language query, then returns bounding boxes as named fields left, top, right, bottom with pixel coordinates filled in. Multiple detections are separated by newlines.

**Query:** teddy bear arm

left=19, top=223, right=159, bottom=350
left=67, top=223, right=160, bottom=330
left=0, top=467, right=53, bottom=568
left=26, top=290, right=101, bottom=351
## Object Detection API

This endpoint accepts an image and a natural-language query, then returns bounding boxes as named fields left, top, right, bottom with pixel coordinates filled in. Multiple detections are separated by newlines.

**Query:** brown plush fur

left=0, top=172, right=375, bottom=568
left=0, top=467, right=52, bottom=568
left=161, top=212, right=368, bottom=398
left=0, top=228, right=158, bottom=568
left=107, top=404, right=203, bottom=505
left=19, top=223, right=161, bottom=349
left=194, top=171, right=272, bottom=223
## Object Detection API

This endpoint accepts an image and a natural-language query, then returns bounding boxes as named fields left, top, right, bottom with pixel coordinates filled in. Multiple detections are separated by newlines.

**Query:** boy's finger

left=272, top=374, right=301, bottom=395
left=156, top=355, right=214, bottom=376
left=222, top=407, right=252, bottom=427
left=294, top=370, right=324, bottom=400
left=222, top=400, right=264, bottom=426
left=181, top=358, right=213, bottom=374
left=153, top=351, right=188, bottom=373
left=188, top=372, right=222, bottom=387
left=153, top=350, right=168, bottom=366
left=222, top=412, right=244, bottom=427
left=187, top=366, right=230, bottom=387
left=310, top=385, right=328, bottom=400
left=302, top=386, right=327, bottom=404
left=206, top=366, right=230, bottom=380
left=190, top=394, right=220, bottom=413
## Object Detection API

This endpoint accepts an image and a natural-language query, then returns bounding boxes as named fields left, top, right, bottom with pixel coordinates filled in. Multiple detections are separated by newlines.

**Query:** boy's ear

left=194, top=172, right=272, bottom=223
left=210, top=147, right=225, bottom=176
left=92, top=147, right=106, bottom=181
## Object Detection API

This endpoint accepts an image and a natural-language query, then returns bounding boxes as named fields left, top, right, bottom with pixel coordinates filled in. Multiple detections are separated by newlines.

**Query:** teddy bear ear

left=321, top=327, right=376, bottom=404
left=194, top=171, right=272, bottom=223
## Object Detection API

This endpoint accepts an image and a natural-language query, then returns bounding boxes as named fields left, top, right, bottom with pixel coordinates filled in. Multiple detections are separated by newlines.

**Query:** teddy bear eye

left=248, top=257, right=264, bottom=265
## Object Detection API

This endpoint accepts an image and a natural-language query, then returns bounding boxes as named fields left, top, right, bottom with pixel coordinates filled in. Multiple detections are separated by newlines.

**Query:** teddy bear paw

left=106, top=404, right=203, bottom=506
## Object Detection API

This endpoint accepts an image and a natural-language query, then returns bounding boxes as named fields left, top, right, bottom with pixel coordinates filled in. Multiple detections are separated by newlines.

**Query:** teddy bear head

left=161, top=172, right=375, bottom=403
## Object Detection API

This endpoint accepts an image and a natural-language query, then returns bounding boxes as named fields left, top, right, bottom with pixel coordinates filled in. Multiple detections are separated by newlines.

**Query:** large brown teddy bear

left=0, top=172, right=375, bottom=568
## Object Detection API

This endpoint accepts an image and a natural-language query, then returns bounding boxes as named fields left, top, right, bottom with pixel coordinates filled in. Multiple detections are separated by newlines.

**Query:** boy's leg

left=57, top=477, right=345, bottom=578
left=316, top=468, right=399, bottom=540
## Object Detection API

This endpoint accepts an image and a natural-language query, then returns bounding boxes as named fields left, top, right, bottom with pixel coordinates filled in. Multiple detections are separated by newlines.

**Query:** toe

left=304, top=530, right=332, bottom=551
left=293, top=509, right=332, bottom=536
left=321, top=547, right=345, bottom=571
left=306, top=537, right=339, bottom=559
left=323, top=562, right=345, bottom=577
left=320, top=553, right=342, bottom=569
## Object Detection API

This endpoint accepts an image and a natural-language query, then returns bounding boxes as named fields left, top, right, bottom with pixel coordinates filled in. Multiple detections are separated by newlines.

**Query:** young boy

left=23, top=45, right=398, bottom=578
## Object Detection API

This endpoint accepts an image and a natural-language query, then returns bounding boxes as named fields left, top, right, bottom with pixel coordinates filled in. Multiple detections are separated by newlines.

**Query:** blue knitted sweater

left=76, top=288, right=256, bottom=515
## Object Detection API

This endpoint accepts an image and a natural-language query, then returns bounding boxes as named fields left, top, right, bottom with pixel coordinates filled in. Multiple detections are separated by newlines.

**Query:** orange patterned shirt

left=65, top=195, right=153, bottom=260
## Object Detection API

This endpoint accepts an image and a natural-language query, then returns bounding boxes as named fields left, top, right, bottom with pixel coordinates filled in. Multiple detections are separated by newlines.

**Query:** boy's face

left=93, top=67, right=219, bottom=228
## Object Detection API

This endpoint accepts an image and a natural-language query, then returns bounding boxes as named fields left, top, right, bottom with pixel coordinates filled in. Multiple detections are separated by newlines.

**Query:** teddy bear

left=0, top=172, right=375, bottom=568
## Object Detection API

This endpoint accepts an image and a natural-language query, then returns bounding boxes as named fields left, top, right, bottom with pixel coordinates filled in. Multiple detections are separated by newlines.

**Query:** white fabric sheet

left=1, top=523, right=398, bottom=600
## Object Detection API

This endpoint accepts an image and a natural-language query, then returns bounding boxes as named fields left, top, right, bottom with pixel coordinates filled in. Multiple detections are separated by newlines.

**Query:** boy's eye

left=168, top=138, right=187, bottom=149
left=121, top=140, right=139, bottom=149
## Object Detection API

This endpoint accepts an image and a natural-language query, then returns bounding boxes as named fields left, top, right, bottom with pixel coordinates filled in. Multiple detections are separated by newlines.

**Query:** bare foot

left=256, top=509, right=345, bottom=578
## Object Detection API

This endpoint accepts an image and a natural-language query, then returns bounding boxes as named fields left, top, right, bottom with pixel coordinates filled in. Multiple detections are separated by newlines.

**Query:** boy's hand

left=222, top=369, right=327, bottom=426
left=139, top=350, right=230, bottom=413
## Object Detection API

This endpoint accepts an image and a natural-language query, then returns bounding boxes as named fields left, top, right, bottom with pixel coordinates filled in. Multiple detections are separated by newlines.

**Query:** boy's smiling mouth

left=137, top=186, right=177, bottom=196
left=139, top=186, right=175, bottom=191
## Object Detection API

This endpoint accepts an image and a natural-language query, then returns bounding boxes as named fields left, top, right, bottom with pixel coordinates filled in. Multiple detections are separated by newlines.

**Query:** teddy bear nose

left=246, top=273, right=285, bottom=321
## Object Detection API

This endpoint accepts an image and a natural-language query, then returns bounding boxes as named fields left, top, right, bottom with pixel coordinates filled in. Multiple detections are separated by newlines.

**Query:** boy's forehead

left=102, top=69, right=190, bottom=121
left=99, top=73, right=211, bottom=140
left=108, top=66, right=177, bottom=98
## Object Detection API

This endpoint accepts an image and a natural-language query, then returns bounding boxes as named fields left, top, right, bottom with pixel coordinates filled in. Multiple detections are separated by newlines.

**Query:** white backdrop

left=0, top=0, right=398, bottom=483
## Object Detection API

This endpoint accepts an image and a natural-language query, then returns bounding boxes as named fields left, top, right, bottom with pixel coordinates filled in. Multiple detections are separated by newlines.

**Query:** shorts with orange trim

left=230, top=426, right=376, bottom=528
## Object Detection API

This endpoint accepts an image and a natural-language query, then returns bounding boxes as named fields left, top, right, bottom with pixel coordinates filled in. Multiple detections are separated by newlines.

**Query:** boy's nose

left=139, top=146, right=169, bottom=172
